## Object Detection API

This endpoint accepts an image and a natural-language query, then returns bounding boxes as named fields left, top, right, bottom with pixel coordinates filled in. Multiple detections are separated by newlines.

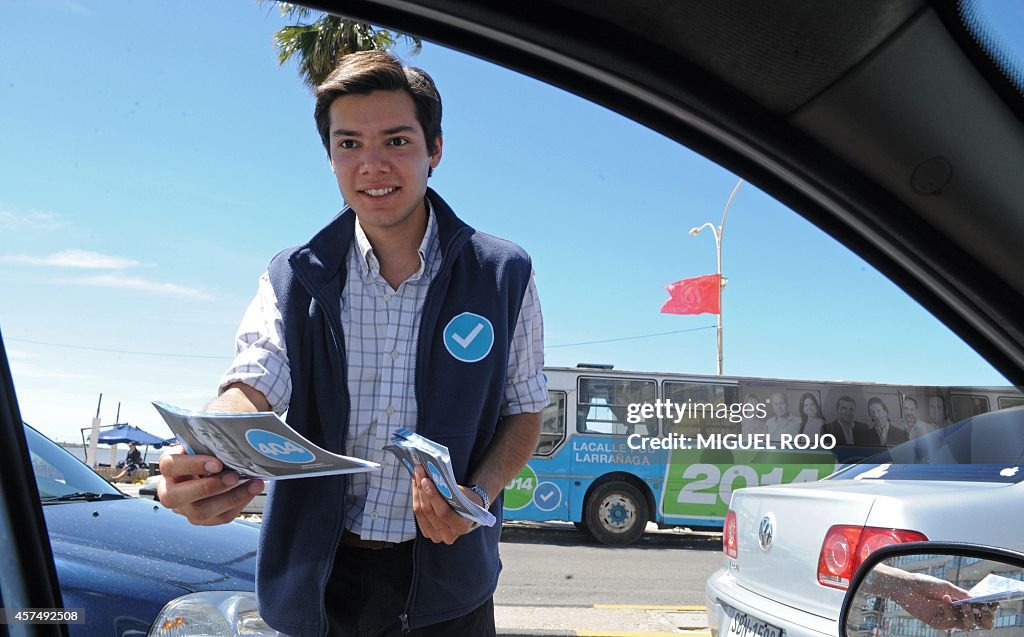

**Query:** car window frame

left=310, top=0, right=1024, bottom=386
left=0, top=326, right=67, bottom=636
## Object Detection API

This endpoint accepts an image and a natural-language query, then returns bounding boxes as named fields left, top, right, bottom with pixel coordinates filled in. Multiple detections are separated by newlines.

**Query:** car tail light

left=723, top=510, right=738, bottom=558
left=817, top=525, right=927, bottom=589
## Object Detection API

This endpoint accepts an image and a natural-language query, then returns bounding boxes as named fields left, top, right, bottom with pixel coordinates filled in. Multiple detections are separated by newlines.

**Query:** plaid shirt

left=220, top=204, right=547, bottom=542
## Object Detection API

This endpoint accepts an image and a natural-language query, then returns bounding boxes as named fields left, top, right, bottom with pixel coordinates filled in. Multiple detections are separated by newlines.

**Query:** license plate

left=722, top=605, right=783, bottom=637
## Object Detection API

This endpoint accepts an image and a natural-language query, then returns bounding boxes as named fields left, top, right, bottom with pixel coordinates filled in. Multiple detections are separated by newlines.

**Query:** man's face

left=928, top=397, right=946, bottom=422
left=869, top=402, right=887, bottom=424
left=328, top=90, right=442, bottom=238
left=837, top=400, right=855, bottom=423
left=904, top=400, right=918, bottom=425
left=771, top=393, right=788, bottom=417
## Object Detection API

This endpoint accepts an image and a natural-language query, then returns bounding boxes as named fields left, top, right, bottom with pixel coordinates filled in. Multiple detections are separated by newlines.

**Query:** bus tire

left=585, top=481, right=648, bottom=546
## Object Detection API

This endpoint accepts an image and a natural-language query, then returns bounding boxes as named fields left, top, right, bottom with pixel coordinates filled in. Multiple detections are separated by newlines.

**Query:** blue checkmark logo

left=443, top=312, right=494, bottom=363
left=533, top=481, right=562, bottom=512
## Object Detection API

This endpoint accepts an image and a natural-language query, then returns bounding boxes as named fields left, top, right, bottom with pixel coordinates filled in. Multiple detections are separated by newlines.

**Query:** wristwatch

left=468, top=484, right=491, bottom=510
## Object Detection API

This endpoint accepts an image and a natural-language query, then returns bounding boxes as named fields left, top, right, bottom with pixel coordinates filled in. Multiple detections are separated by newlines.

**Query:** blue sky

left=1, top=1, right=1021, bottom=443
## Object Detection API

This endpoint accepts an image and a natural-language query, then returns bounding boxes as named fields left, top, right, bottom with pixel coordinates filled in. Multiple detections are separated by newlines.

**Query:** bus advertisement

left=502, top=365, right=1023, bottom=545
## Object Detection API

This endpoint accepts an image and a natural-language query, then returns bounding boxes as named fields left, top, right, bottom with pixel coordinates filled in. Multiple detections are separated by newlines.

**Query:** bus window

left=535, top=391, right=567, bottom=455
left=661, top=382, right=739, bottom=435
left=950, top=394, right=990, bottom=422
left=998, top=396, right=1024, bottom=410
left=576, top=376, right=656, bottom=435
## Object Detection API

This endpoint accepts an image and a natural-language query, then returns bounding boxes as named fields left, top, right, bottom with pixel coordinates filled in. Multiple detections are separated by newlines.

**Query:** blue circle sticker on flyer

left=245, top=429, right=315, bottom=464
left=426, top=461, right=453, bottom=498
left=442, top=312, right=494, bottom=363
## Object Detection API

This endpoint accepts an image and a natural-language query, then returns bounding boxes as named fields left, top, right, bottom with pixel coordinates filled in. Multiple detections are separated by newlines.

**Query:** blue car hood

left=44, top=496, right=258, bottom=593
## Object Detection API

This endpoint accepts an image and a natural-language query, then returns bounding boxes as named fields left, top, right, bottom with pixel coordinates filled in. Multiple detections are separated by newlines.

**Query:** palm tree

left=263, top=2, right=422, bottom=91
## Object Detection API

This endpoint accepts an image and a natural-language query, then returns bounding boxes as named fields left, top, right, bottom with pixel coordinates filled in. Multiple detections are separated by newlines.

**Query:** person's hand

left=157, top=446, right=265, bottom=526
left=410, top=464, right=478, bottom=544
left=894, top=574, right=996, bottom=631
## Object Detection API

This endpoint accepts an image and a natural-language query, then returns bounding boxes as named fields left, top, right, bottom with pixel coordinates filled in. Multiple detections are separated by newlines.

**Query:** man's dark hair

left=836, top=395, right=855, bottom=409
left=313, top=50, right=443, bottom=163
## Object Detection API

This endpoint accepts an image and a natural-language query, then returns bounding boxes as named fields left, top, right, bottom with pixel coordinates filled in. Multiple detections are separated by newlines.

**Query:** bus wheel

left=585, top=481, right=648, bottom=545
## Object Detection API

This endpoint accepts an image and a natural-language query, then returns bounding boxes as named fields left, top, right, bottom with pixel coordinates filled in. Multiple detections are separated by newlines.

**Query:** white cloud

left=9, top=363, right=94, bottom=383
left=0, top=210, right=67, bottom=232
left=67, top=273, right=214, bottom=301
left=62, top=1, right=94, bottom=16
left=24, top=0, right=94, bottom=17
left=0, top=249, right=141, bottom=269
left=5, top=348, right=37, bottom=362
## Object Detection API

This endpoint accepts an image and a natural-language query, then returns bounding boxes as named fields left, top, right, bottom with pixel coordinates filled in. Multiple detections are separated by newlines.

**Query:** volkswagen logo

left=758, top=515, right=775, bottom=550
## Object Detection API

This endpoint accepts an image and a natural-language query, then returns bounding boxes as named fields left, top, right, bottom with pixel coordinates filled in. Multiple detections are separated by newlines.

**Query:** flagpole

left=690, top=178, right=743, bottom=376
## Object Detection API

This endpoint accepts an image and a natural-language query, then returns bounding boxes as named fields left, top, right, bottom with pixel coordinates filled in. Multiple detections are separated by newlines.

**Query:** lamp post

left=689, top=178, right=743, bottom=376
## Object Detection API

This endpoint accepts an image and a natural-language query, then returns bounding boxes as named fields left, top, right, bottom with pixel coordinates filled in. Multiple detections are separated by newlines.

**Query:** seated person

left=111, top=442, right=144, bottom=481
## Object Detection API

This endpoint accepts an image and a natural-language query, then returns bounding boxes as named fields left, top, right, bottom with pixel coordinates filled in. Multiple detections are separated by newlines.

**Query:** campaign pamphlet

left=383, top=428, right=496, bottom=527
left=953, top=573, right=1024, bottom=605
left=152, top=401, right=380, bottom=480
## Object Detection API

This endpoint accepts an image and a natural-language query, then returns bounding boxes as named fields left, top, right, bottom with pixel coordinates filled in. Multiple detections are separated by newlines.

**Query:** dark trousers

left=324, top=540, right=496, bottom=637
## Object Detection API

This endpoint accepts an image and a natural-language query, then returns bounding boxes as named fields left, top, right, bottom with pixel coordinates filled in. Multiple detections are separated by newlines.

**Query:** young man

left=158, top=51, right=547, bottom=637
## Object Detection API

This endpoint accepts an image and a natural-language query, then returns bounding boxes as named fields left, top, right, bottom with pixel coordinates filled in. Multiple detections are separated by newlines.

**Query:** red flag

left=661, top=274, right=721, bottom=315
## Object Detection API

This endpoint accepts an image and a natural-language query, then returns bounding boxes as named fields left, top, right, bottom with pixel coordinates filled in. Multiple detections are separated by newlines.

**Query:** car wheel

left=585, top=481, right=648, bottom=546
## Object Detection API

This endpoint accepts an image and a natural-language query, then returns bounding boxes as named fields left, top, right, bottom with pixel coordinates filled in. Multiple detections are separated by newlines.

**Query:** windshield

left=830, top=406, right=1024, bottom=483
left=25, top=423, right=125, bottom=501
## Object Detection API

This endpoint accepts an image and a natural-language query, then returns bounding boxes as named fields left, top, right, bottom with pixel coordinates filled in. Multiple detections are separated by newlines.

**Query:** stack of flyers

left=384, top=428, right=496, bottom=527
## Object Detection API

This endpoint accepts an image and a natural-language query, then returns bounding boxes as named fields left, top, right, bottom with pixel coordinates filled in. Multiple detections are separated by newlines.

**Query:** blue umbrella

left=96, top=424, right=169, bottom=447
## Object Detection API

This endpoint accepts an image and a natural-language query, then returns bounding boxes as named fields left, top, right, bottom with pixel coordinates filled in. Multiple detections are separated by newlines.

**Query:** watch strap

left=468, top=484, right=490, bottom=510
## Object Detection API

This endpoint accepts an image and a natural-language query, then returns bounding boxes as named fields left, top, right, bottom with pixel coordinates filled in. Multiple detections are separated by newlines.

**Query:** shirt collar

left=353, top=199, right=437, bottom=278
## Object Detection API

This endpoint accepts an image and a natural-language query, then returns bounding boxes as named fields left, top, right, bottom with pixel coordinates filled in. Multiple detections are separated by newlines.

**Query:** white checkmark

left=451, top=322, right=484, bottom=348
left=538, top=490, right=555, bottom=502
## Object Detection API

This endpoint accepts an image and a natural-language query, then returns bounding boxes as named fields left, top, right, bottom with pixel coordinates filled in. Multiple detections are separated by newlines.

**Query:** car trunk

left=727, top=479, right=1002, bottom=620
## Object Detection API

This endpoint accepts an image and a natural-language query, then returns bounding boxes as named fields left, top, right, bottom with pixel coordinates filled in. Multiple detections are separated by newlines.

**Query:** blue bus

left=501, top=365, right=1021, bottom=544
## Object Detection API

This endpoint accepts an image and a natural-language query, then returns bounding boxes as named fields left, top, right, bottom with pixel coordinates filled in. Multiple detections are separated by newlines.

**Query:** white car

left=705, top=406, right=1024, bottom=637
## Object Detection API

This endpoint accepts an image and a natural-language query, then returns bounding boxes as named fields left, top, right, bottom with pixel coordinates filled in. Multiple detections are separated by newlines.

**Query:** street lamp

left=689, top=178, right=743, bottom=376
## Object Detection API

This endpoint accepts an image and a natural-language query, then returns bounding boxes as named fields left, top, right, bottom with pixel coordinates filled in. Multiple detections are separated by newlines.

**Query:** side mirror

left=840, top=542, right=1024, bottom=636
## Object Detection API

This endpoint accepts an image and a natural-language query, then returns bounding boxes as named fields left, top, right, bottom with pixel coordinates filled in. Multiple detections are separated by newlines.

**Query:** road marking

left=577, top=632, right=710, bottom=637
left=451, top=322, right=484, bottom=348
left=593, top=610, right=704, bottom=614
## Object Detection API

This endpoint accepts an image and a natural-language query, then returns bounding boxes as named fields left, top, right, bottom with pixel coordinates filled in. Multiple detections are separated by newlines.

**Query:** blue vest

left=257, top=189, right=532, bottom=636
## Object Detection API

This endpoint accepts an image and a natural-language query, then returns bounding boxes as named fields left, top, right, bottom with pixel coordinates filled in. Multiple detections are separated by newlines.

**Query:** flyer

left=152, top=401, right=380, bottom=480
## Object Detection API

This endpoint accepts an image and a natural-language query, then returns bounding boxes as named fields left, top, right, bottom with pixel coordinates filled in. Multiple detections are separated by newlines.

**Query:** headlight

left=148, top=591, right=285, bottom=636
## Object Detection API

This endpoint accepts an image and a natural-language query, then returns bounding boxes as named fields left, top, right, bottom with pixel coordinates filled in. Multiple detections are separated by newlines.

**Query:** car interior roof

left=312, top=0, right=1024, bottom=384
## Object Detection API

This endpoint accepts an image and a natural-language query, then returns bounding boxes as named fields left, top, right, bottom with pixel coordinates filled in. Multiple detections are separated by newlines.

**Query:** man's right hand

left=157, top=446, right=265, bottom=526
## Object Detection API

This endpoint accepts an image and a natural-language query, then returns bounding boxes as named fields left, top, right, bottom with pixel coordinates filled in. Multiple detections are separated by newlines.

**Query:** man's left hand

left=411, top=464, right=481, bottom=544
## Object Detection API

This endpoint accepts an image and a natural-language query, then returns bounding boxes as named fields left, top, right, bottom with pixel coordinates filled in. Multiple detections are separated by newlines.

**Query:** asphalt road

left=496, top=522, right=723, bottom=607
